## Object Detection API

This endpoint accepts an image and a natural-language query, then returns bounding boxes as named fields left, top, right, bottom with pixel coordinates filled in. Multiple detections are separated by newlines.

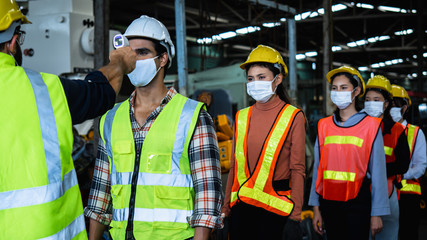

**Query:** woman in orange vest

left=363, top=76, right=410, bottom=240
left=391, top=85, right=427, bottom=240
left=221, top=45, right=306, bottom=239
left=309, top=66, right=390, bottom=240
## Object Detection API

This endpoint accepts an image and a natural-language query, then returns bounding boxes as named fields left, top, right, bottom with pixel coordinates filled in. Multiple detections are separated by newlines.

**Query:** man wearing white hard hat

left=85, top=15, right=223, bottom=240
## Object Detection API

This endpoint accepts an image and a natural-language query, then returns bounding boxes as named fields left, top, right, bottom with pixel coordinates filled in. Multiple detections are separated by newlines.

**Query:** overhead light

left=197, top=37, right=212, bottom=44
left=379, top=62, right=386, bottom=67
left=232, top=45, right=251, bottom=51
left=219, top=31, right=237, bottom=39
left=332, top=4, right=347, bottom=12
left=212, top=35, right=222, bottom=41
left=312, top=63, right=316, bottom=70
left=263, top=22, right=281, bottom=28
left=379, top=36, right=390, bottom=41
left=317, top=8, right=325, bottom=14
left=347, top=42, right=357, bottom=47
left=236, top=26, right=260, bottom=34
left=413, top=55, right=417, bottom=59
left=280, top=18, right=287, bottom=22
left=424, top=71, right=427, bottom=76
left=296, top=54, right=306, bottom=60
left=391, top=59, right=398, bottom=64
left=358, top=66, right=369, bottom=71
left=398, top=59, right=404, bottom=63
left=394, top=29, right=413, bottom=35
left=412, top=10, right=417, bottom=13
left=356, top=40, right=367, bottom=46
left=385, top=60, right=393, bottom=65
left=356, top=3, right=374, bottom=9
left=378, top=6, right=401, bottom=13
left=412, top=73, right=418, bottom=77
left=305, top=51, right=318, bottom=57
left=371, top=63, right=380, bottom=68
left=367, top=37, right=378, bottom=43
left=424, top=52, right=427, bottom=57
left=310, top=12, right=319, bottom=18
left=332, top=46, right=342, bottom=52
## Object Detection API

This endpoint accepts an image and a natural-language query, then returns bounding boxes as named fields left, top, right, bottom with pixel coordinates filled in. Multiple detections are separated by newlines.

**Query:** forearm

left=88, top=219, right=107, bottom=240
left=194, top=227, right=211, bottom=240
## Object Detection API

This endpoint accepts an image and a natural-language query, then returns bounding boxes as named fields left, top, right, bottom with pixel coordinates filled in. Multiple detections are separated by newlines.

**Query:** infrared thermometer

left=113, top=34, right=129, bottom=49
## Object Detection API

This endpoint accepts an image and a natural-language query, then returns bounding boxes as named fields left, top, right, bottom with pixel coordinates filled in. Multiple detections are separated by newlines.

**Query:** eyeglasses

left=15, top=30, right=26, bottom=45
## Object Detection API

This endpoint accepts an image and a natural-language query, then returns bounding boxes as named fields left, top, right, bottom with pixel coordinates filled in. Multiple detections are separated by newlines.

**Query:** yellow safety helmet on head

left=392, top=84, right=412, bottom=106
left=326, top=66, right=365, bottom=97
left=366, top=75, right=392, bottom=95
left=240, top=45, right=288, bottom=78
left=0, top=0, right=30, bottom=31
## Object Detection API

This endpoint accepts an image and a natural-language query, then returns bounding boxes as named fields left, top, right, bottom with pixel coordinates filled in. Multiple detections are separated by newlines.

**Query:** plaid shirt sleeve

left=84, top=139, right=113, bottom=225
left=187, top=110, right=223, bottom=229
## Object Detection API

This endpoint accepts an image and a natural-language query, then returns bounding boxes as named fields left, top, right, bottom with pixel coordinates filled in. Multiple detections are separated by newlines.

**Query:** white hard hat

left=124, top=15, right=175, bottom=68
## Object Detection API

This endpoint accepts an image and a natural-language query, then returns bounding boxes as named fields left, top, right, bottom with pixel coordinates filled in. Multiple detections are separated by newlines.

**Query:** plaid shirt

left=84, top=88, right=223, bottom=234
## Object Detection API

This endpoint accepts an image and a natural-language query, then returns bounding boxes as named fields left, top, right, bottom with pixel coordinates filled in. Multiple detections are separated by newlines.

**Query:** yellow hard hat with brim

left=0, top=0, right=31, bottom=31
left=240, top=45, right=288, bottom=78
left=391, top=84, right=411, bottom=106
left=326, top=66, right=365, bottom=97
left=366, top=75, right=392, bottom=95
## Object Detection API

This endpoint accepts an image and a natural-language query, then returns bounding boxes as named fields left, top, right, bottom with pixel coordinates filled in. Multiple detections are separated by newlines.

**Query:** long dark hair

left=365, top=88, right=393, bottom=120
left=245, top=62, right=295, bottom=106
left=331, top=72, right=363, bottom=122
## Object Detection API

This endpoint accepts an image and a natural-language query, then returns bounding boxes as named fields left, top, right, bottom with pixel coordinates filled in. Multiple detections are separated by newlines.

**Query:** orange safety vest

left=400, top=124, right=422, bottom=195
left=316, top=115, right=382, bottom=202
left=382, top=121, right=406, bottom=197
left=230, top=104, right=301, bottom=216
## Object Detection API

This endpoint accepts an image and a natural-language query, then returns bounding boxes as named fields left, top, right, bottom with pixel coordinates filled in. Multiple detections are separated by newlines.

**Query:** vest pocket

left=143, top=153, right=172, bottom=174
left=153, top=186, right=192, bottom=229
left=111, top=185, right=124, bottom=208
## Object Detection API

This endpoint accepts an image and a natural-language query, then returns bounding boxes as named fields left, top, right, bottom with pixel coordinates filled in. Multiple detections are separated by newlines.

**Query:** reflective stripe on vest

left=384, top=146, right=393, bottom=156
left=400, top=125, right=421, bottom=195
left=230, top=104, right=300, bottom=216
left=324, top=136, right=364, bottom=147
left=316, top=115, right=381, bottom=202
left=100, top=94, right=203, bottom=239
left=0, top=66, right=85, bottom=239
left=323, top=170, right=356, bottom=182
left=400, top=179, right=422, bottom=195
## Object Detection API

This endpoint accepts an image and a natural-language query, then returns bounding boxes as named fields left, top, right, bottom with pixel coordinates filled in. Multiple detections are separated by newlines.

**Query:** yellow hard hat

left=391, top=84, right=411, bottom=106
left=326, top=66, right=365, bottom=97
left=0, top=0, right=31, bottom=31
left=240, top=45, right=288, bottom=78
left=366, top=75, right=392, bottom=95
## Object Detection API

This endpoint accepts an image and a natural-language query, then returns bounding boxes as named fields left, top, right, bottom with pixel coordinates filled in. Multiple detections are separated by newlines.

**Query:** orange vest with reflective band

left=382, top=122, right=406, bottom=196
left=400, top=124, right=421, bottom=195
left=316, top=115, right=382, bottom=202
left=230, top=104, right=301, bottom=216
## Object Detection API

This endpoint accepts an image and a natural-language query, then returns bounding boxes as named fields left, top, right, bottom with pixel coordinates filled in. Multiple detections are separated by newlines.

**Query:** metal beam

left=323, top=0, right=333, bottom=115
left=288, top=18, right=297, bottom=102
left=220, top=0, right=246, bottom=22
left=94, top=0, right=109, bottom=69
left=334, top=46, right=418, bottom=53
left=175, top=0, right=188, bottom=96
left=248, top=0, right=296, bottom=15
left=300, top=13, right=418, bottom=23
left=157, top=2, right=229, bottom=23
left=417, top=0, right=425, bottom=90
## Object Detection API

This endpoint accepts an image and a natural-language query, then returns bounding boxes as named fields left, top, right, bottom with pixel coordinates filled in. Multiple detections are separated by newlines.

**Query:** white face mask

left=246, top=76, right=277, bottom=103
left=364, top=101, right=384, bottom=117
left=127, top=56, right=160, bottom=87
left=331, top=89, right=355, bottom=109
left=390, top=107, right=403, bottom=122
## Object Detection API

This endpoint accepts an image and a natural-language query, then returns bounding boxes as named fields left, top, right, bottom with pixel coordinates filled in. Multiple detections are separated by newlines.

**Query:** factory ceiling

left=107, top=0, right=426, bottom=85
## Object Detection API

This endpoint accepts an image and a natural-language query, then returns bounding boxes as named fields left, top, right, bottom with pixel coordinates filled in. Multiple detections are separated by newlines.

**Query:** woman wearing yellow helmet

left=363, top=76, right=410, bottom=240
left=309, top=66, right=390, bottom=240
left=222, top=45, right=305, bottom=239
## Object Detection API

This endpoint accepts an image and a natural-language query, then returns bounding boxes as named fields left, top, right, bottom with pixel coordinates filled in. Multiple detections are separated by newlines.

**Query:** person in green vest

left=85, top=15, right=223, bottom=240
left=0, top=0, right=136, bottom=239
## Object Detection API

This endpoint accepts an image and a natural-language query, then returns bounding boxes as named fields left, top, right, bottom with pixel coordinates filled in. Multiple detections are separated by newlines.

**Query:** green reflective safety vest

left=400, top=124, right=422, bottom=195
left=100, top=93, right=204, bottom=240
left=0, top=53, right=87, bottom=239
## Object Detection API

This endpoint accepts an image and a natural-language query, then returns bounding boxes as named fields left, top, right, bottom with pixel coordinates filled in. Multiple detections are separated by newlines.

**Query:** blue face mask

left=127, top=56, right=160, bottom=87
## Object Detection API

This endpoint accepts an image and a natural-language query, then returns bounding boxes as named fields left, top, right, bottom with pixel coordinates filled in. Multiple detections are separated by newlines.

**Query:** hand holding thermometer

left=113, top=34, right=129, bottom=49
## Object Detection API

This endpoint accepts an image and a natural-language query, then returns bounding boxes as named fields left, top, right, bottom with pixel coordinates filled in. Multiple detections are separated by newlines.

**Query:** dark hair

left=331, top=72, right=362, bottom=122
left=245, top=62, right=295, bottom=106
left=365, top=88, right=392, bottom=120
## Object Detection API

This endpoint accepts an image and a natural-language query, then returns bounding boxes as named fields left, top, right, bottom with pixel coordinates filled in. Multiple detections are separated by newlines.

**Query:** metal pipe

left=175, top=0, right=188, bottom=96
left=94, top=0, right=109, bottom=69
left=288, top=18, right=297, bottom=102
left=322, top=0, right=333, bottom=115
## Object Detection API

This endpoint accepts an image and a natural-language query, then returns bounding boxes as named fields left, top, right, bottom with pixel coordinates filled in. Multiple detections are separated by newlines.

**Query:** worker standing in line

left=0, top=0, right=136, bottom=239
left=363, top=76, right=410, bottom=240
left=391, top=85, right=427, bottom=240
left=221, top=45, right=306, bottom=239
left=85, top=15, right=223, bottom=240
left=309, top=66, right=390, bottom=240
